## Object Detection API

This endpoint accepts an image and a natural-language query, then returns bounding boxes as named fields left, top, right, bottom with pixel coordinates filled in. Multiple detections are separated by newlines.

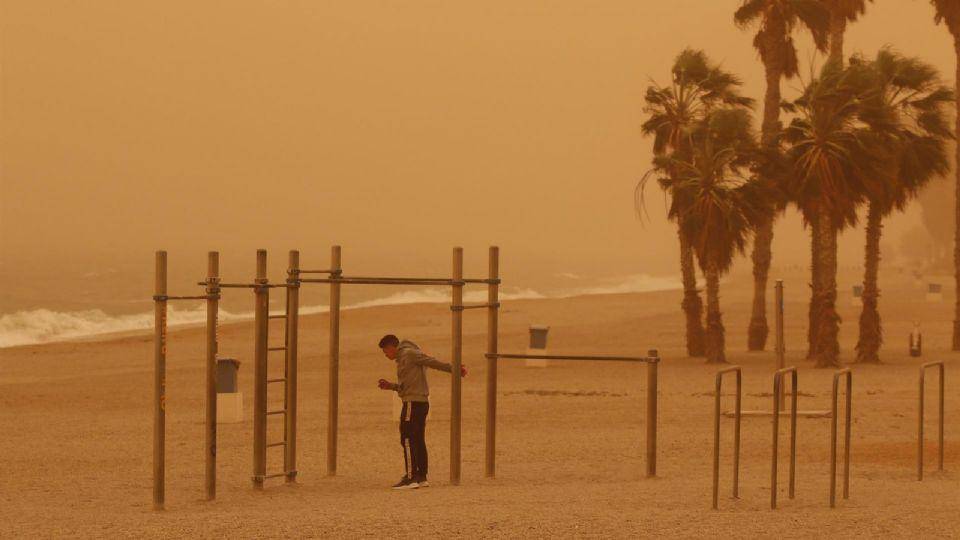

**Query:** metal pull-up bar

left=483, top=349, right=660, bottom=479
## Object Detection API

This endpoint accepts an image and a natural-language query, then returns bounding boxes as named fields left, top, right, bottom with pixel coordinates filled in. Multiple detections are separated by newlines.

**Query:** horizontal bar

left=299, top=278, right=458, bottom=286
left=452, top=302, right=500, bottom=311
left=268, top=347, right=286, bottom=351
left=266, top=441, right=286, bottom=448
left=267, top=409, right=286, bottom=416
left=267, top=378, right=286, bottom=384
left=297, top=269, right=335, bottom=274
left=486, top=353, right=653, bottom=363
left=153, top=294, right=217, bottom=301
left=268, top=314, right=287, bottom=319
left=256, top=472, right=288, bottom=480
left=199, top=282, right=294, bottom=289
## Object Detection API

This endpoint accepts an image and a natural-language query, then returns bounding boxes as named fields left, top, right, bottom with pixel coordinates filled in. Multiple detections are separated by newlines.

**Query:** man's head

left=379, top=334, right=400, bottom=360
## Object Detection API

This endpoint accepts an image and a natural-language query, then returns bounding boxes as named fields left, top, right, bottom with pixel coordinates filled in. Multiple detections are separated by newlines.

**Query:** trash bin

left=926, top=283, right=943, bottom=302
left=525, top=325, right=550, bottom=368
left=216, top=358, right=243, bottom=424
left=216, top=358, right=241, bottom=393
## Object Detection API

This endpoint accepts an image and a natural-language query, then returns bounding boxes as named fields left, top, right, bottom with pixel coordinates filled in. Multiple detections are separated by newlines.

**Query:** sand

left=1, top=270, right=957, bottom=538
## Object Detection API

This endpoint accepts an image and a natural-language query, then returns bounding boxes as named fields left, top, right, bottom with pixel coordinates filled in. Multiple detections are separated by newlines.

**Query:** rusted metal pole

left=918, top=361, right=946, bottom=480
left=450, top=247, right=464, bottom=485
left=646, top=349, right=659, bottom=478
left=775, top=280, right=785, bottom=409
left=771, top=367, right=798, bottom=509
left=712, top=366, right=741, bottom=510
left=153, top=251, right=167, bottom=511
left=327, top=246, right=342, bottom=476
left=485, top=246, right=499, bottom=478
left=285, top=250, right=300, bottom=482
left=204, top=251, right=219, bottom=500
left=830, top=368, right=852, bottom=508
left=252, top=249, right=268, bottom=489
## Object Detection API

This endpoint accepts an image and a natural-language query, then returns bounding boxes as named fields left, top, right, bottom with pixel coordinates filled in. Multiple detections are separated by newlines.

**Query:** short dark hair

left=378, top=334, right=399, bottom=348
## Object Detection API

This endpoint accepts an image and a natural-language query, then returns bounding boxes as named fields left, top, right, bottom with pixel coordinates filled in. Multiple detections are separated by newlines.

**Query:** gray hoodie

left=394, top=340, right=451, bottom=402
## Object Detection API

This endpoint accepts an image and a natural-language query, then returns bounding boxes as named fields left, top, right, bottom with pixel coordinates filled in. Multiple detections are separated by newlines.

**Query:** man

left=377, top=334, right=467, bottom=490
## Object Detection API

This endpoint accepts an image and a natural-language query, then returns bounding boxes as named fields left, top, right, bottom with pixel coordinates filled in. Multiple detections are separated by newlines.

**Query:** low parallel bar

left=268, top=347, right=286, bottom=352
left=300, top=278, right=456, bottom=286
left=486, top=353, right=652, bottom=363
left=267, top=378, right=286, bottom=384
left=267, top=441, right=286, bottom=448
left=267, top=409, right=286, bottom=416
left=154, top=294, right=217, bottom=301
left=452, top=302, right=500, bottom=311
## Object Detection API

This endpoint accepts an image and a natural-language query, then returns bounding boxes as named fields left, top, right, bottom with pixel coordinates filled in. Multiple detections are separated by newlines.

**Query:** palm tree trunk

left=807, top=215, right=821, bottom=359
left=704, top=263, right=726, bottom=364
left=828, top=7, right=846, bottom=65
left=679, top=221, right=706, bottom=357
left=815, top=210, right=841, bottom=368
left=953, top=39, right=960, bottom=351
left=747, top=40, right=783, bottom=351
left=856, top=202, right=883, bottom=363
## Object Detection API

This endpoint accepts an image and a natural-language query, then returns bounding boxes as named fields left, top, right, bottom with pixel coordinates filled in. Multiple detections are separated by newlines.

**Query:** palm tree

left=781, top=63, right=887, bottom=368
left=734, top=0, right=829, bottom=351
left=666, top=109, right=770, bottom=363
left=850, top=49, right=954, bottom=363
left=930, top=0, right=960, bottom=350
left=640, top=49, right=754, bottom=357
left=801, top=0, right=872, bottom=360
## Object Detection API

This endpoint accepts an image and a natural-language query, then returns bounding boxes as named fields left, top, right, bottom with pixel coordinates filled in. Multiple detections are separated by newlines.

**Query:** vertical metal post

left=771, top=367, right=798, bottom=509
left=646, top=349, right=659, bottom=478
left=771, top=374, right=781, bottom=510
left=204, top=251, right=219, bottom=500
left=327, top=245, right=341, bottom=476
left=918, top=362, right=946, bottom=480
left=831, top=368, right=853, bottom=508
left=285, top=250, right=300, bottom=482
left=485, top=246, right=499, bottom=478
left=153, top=251, right=167, bottom=511
left=775, top=280, right=785, bottom=408
left=252, top=249, right=268, bottom=489
left=450, top=247, right=464, bottom=485
left=712, top=366, right=741, bottom=510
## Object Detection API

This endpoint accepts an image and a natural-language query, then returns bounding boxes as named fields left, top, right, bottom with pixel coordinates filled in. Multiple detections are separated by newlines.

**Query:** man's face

left=381, top=344, right=398, bottom=360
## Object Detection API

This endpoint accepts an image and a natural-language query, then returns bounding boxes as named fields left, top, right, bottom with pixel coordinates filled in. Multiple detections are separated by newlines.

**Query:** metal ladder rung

left=266, top=441, right=286, bottom=448
left=267, top=409, right=286, bottom=416
left=268, top=346, right=286, bottom=352
left=263, top=472, right=288, bottom=479
left=267, top=378, right=286, bottom=384
left=268, top=314, right=287, bottom=319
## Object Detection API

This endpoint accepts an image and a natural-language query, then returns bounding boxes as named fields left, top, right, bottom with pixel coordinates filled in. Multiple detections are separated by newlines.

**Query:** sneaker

left=414, top=477, right=429, bottom=488
left=391, top=476, right=419, bottom=490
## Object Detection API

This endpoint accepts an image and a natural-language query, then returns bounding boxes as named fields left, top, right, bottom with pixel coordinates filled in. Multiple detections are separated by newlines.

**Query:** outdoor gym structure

left=151, top=246, right=660, bottom=510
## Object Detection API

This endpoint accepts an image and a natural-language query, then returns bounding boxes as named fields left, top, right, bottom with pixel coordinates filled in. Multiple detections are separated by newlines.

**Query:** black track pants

left=399, top=401, right=429, bottom=480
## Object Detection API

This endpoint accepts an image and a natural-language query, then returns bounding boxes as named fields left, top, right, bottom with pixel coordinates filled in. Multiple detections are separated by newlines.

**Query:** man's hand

left=460, top=364, right=468, bottom=378
left=377, top=379, right=395, bottom=390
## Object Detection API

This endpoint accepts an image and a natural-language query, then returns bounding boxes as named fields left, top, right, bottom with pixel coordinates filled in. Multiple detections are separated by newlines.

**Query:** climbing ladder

left=252, top=250, right=300, bottom=488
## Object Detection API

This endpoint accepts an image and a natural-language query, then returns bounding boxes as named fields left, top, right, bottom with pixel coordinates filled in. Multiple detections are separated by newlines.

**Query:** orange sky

left=1, top=1, right=956, bottom=311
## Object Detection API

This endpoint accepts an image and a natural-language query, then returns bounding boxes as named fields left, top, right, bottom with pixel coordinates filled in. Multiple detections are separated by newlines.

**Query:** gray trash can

left=526, top=325, right=550, bottom=367
left=216, top=358, right=241, bottom=393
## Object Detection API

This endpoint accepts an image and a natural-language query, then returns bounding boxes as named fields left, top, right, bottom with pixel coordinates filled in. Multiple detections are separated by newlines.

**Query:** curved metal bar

left=831, top=368, right=852, bottom=508
left=771, top=366, right=798, bottom=510
left=713, top=366, right=742, bottom=510
left=918, top=361, right=946, bottom=481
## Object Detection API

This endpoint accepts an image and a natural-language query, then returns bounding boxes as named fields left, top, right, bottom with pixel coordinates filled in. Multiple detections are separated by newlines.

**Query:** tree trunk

left=747, top=39, right=783, bottom=351
left=704, top=263, right=726, bottom=364
left=953, top=39, right=960, bottom=351
left=856, top=202, right=883, bottom=363
left=807, top=215, right=821, bottom=359
left=814, top=211, right=841, bottom=368
left=679, top=222, right=706, bottom=357
left=828, top=7, right=846, bottom=65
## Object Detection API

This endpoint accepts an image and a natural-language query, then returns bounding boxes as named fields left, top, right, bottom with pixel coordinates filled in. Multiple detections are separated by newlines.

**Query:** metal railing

left=712, top=366, right=741, bottom=510
left=918, top=361, right=945, bottom=481
left=830, top=368, right=852, bottom=508
left=771, top=366, right=798, bottom=510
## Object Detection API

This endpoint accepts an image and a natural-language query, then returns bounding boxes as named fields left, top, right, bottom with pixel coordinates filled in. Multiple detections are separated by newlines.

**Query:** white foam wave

left=0, top=274, right=675, bottom=348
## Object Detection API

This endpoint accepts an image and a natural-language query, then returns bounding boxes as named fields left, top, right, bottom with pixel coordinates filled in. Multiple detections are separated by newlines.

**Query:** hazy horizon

left=2, top=2, right=956, bottom=325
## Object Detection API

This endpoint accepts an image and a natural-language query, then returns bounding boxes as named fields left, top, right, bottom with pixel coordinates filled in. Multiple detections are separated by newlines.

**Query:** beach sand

left=1, top=270, right=957, bottom=538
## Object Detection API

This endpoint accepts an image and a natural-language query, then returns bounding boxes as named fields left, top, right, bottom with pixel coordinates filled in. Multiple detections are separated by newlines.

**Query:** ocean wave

left=0, top=274, right=676, bottom=348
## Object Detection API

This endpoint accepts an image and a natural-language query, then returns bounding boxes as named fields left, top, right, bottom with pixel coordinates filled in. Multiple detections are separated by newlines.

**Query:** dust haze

left=1, top=1, right=955, bottom=313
